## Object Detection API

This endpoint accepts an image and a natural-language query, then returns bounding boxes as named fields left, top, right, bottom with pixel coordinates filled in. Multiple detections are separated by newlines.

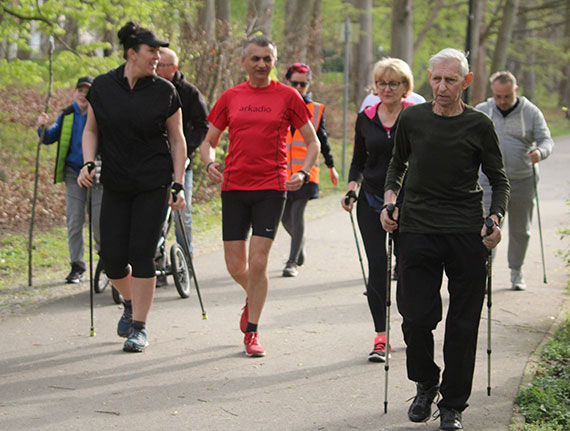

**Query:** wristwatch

left=298, top=169, right=310, bottom=184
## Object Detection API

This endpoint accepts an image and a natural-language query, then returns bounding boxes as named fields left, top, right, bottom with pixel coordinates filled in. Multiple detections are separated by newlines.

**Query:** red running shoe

left=244, top=332, right=265, bottom=357
left=368, top=335, right=391, bottom=362
left=240, top=299, right=248, bottom=333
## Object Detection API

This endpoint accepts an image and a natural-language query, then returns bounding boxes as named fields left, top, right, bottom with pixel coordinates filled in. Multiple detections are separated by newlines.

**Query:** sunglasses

left=290, top=81, right=308, bottom=88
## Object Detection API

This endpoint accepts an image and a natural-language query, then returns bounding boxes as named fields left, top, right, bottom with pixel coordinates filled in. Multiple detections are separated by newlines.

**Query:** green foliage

left=0, top=60, right=46, bottom=88
left=0, top=53, right=122, bottom=91
left=515, top=317, right=570, bottom=430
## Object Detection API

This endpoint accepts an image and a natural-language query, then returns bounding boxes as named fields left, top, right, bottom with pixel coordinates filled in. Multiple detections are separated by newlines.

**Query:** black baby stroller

left=94, top=206, right=193, bottom=304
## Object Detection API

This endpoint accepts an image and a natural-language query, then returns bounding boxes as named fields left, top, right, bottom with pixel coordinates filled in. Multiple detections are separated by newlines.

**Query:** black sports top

left=87, top=64, right=181, bottom=192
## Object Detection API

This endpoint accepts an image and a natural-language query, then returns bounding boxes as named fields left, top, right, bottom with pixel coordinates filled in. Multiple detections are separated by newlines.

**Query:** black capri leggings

left=100, top=186, right=170, bottom=279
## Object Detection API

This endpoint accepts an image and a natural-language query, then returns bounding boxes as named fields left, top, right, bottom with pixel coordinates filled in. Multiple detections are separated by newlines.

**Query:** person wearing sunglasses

left=281, top=63, right=339, bottom=277
left=341, top=57, right=415, bottom=363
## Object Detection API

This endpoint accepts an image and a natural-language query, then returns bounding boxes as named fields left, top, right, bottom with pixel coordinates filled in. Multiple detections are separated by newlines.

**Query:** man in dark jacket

left=157, top=47, right=209, bottom=259
left=36, top=76, right=102, bottom=284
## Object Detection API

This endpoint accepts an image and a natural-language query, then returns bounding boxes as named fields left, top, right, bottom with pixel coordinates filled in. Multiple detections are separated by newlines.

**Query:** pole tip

left=90, top=329, right=96, bottom=337
left=384, top=402, right=388, bottom=414
left=202, top=313, right=208, bottom=320
left=487, top=387, right=491, bottom=396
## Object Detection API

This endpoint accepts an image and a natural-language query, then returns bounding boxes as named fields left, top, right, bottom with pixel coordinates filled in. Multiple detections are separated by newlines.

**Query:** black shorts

left=221, top=190, right=286, bottom=241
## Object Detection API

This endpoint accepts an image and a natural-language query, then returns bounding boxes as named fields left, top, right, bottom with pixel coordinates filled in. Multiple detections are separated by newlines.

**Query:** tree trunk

left=63, top=16, right=80, bottom=51
left=516, top=3, right=536, bottom=100
left=354, top=0, right=373, bottom=106
left=558, top=0, right=570, bottom=112
left=197, top=0, right=216, bottom=45
left=306, top=0, right=323, bottom=80
left=282, top=0, right=315, bottom=67
left=247, top=0, right=274, bottom=37
left=391, top=0, right=413, bottom=67
left=470, top=0, right=487, bottom=105
left=489, top=0, right=520, bottom=75
left=215, top=0, right=231, bottom=41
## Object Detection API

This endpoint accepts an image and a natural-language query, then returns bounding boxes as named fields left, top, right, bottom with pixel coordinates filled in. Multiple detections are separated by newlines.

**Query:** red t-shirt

left=207, top=80, right=311, bottom=191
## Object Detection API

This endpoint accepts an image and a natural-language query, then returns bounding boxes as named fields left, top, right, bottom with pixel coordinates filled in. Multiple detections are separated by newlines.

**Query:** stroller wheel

left=170, top=243, right=191, bottom=298
left=94, top=259, right=110, bottom=294
left=112, top=286, right=123, bottom=305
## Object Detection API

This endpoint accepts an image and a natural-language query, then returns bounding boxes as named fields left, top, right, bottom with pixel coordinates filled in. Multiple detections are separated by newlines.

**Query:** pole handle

left=485, top=217, right=494, bottom=235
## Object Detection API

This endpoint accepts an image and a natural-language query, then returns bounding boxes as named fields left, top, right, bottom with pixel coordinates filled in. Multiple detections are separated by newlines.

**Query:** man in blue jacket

left=36, top=76, right=102, bottom=284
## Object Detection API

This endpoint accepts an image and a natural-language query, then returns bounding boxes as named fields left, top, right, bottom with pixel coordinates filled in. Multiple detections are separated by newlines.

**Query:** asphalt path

left=0, top=136, right=568, bottom=431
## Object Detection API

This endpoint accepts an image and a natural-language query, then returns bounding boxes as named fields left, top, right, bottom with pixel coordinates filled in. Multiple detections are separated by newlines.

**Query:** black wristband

left=206, top=161, right=215, bottom=172
left=298, top=169, right=310, bottom=183
left=171, top=182, right=184, bottom=195
left=83, top=161, right=95, bottom=173
left=345, top=190, right=358, bottom=201
left=489, top=211, right=503, bottom=223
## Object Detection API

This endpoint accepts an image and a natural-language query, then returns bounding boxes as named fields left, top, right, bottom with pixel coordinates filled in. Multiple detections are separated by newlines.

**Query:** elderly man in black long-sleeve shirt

left=381, top=48, right=510, bottom=431
left=157, top=47, right=209, bottom=258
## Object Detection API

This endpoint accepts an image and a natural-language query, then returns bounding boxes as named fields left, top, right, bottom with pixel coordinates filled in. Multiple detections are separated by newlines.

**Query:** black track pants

left=397, top=232, right=487, bottom=412
left=356, top=194, right=389, bottom=333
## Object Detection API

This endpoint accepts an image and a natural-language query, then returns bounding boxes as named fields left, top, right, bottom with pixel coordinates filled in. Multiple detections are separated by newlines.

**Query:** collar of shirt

left=112, top=63, right=157, bottom=91
left=497, top=97, right=520, bottom=118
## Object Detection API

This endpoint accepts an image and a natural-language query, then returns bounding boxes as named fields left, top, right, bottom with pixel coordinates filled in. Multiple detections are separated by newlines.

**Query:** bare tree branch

left=518, top=0, right=565, bottom=15
left=413, top=0, right=445, bottom=53
left=480, top=0, right=507, bottom=43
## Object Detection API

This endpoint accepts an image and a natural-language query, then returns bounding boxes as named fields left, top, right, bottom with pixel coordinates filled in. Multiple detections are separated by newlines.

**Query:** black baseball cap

left=135, top=29, right=169, bottom=48
left=76, top=76, right=94, bottom=88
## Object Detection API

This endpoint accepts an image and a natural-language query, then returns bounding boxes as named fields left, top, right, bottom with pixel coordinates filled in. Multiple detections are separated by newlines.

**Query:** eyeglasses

left=290, top=81, right=308, bottom=88
left=157, top=63, right=174, bottom=68
left=375, top=80, right=403, bottom=90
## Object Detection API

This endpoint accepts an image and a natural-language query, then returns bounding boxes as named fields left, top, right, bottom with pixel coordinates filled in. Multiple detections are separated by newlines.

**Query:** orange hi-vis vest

left=286, top=101, right=324, bottom=184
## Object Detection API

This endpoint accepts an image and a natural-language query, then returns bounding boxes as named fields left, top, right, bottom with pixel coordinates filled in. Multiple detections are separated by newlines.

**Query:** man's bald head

left=157, top=47, right=179, bottom=81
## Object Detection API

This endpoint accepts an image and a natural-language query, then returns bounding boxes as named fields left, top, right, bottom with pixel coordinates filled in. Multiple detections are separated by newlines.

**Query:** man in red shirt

left=201, top=35, right=320, bottom=357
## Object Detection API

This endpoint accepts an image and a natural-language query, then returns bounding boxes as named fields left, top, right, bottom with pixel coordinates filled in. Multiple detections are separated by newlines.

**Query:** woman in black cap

left=78, top=21, right=187, bottom=353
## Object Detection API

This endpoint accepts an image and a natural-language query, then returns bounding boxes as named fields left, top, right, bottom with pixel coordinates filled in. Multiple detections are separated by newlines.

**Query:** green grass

left=0, top=227, right=70, bottom=290
left=513, top=314, right=570, bottom=431
left=542, top=106, right=570, bottom=137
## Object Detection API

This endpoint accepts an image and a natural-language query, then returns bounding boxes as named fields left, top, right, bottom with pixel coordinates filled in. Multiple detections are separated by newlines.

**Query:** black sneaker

left=408, top=382, right=440, bottom=422
left=117, top=306, right=132, bottom=338
left=123, top=328, right=148, bottom=353
left=439, top=407, right=463, bottom=430
left=156, top=274, right=168, bottom=287
left=65, top=265, right=85, bottom=284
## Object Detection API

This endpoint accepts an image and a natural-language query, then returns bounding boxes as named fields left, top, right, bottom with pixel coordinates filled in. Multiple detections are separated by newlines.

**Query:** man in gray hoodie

left=477, top=71, right=554, bottom=290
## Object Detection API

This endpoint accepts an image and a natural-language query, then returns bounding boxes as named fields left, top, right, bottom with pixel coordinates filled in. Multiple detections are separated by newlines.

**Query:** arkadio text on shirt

left=239, top=104, right=272, bottom=113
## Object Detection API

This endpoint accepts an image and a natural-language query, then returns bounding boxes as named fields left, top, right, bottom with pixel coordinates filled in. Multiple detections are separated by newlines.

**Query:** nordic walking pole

left=344, top=191, right=368, bottom=287
left=384, top=203, right=395, bottom=414
left=172, top=189, right=207, bottom=320
left=485, top=217, right=494, bottom=396
left=28, top=35, right=55, bottom=287
left=532, top=164, right=547, bottom=284
left=86, top=163, right=96, bottom=337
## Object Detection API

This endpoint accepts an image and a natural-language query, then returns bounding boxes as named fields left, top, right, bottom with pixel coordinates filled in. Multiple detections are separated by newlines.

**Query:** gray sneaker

left=117, top=306, right=132, bottom=338
left=282, top=261, right=298, bottom=277
left=511, top=269, right=527, bottom=290
left=123, top=328, right=149, bottom=353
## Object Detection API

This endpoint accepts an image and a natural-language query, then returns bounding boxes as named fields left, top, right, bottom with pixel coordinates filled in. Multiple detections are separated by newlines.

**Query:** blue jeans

left=175, top=168, right=193, bottom=254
